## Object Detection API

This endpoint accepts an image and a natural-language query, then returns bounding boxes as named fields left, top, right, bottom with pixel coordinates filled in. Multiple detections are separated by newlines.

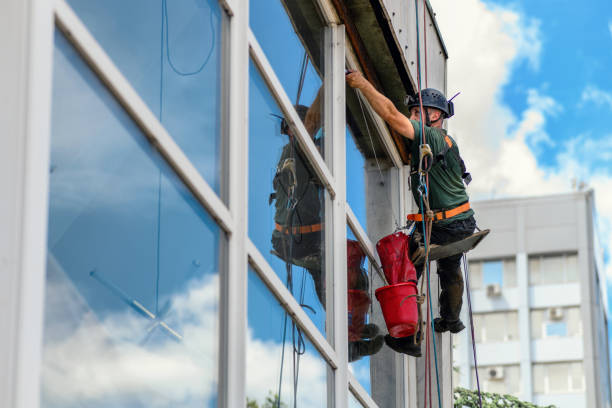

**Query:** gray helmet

left=280, top=104, right=309, bottom=135
left=404, top=88, right=454, bottom=118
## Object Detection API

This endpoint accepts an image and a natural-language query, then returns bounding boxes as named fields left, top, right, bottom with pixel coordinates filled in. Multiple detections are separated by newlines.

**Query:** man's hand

left=344, top=69, right=415, bottom=140
left=346, top=70, right=370, bottom=90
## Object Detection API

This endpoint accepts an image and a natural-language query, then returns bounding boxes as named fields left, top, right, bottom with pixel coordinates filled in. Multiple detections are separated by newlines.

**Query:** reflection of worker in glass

left=270, top=90, right=382, bottom=361
left=346, top=71, right=476, bottom=357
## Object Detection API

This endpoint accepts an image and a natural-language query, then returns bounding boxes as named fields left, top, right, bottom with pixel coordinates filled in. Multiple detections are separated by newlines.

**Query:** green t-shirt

left=408, top=119, right=474, bottom=224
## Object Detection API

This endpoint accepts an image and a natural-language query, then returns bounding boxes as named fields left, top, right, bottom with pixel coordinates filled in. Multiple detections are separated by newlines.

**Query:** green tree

left=246, top=391, right=287, bottom=408
left=454, top=387, right=556, bottom=408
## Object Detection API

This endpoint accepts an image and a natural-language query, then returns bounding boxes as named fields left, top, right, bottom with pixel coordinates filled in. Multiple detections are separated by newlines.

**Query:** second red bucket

left=375, top=282, right=419, bottom=338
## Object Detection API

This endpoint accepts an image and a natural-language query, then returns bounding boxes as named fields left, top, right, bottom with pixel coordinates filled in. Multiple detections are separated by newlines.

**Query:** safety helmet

left=404, top=88, right=454, bottom=118
left=281, top=104, right=310, bottom=135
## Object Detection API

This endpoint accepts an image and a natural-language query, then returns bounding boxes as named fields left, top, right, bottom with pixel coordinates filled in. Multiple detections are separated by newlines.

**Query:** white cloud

left=430, top=0, right=612, bottom=282
left=580, top=85, right=612, bottom=110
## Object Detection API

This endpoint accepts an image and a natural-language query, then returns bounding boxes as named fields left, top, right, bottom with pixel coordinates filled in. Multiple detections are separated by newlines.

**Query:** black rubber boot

left=348, top=335, right=384, bottom=362
left=384, top=334, right=422, bottom=357
left=433, top=317, right=465, bottom=333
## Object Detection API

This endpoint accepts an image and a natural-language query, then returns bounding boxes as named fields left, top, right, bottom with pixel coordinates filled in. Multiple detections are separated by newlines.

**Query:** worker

left=346, top=71, right=476, bottom=357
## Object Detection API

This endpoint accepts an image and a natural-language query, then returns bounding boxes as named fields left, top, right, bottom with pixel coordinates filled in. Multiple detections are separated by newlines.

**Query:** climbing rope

left=463, top=254, right=483, bottom=408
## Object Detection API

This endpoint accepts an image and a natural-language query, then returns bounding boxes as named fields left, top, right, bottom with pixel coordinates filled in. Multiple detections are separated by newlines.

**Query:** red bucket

left=347, top=289, right=371, bottom=342
left=375, top=282, right=419, bottom=338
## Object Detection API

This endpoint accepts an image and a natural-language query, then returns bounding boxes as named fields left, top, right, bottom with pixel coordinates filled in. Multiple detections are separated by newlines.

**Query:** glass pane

left=530, top=309, right=544, bottom=339
left=468, top=261, right=482, bottom=290
left=482, top=261, right=503, bottom=287
left=250, top=0, right=326, bottom=158
left=548, top=363, right=569, bottom=392
left=570, top=362, right=584, bottom=391
left=346, top=126, right=367, bottom=229
left=503, top=259, right=517, bottom=287
left=506, top=365, right=521, bottom=396
left=566, top=254, right=578, bottom=282
left=66, top=0, right=224, bottom=195
left=43, top=31, right=220, bottom=407
left=507, top=312, right=519, bottom=341
left=529, top=258, right=540, bottom=285
left=247, top=268, right=328, bottom=407
left=567, top=307, right=581, bottom=336
left=545, top=322, right=568, bottom=337
left=484, top=313, right=505, bottom=342
left=248, top=60, right=326, bottom=334
left=347, top=229, right=382, bottom=395
left=541, top=255, right=563, bottom=285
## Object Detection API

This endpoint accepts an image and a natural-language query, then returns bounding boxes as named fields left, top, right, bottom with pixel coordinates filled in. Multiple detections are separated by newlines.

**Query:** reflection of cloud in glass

left=42, top=255, right=218, bottom=407
left=43, top=255, right=327, bottom=408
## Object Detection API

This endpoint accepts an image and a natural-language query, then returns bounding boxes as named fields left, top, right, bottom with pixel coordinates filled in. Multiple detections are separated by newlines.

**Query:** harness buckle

left=418, top=144, right=433, bottom=175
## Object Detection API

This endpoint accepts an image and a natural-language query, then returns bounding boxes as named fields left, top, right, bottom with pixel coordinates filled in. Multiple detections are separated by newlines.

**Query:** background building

left=0, top=0, right=458, bottom=407
left=454, top=191, right=612, bottom=408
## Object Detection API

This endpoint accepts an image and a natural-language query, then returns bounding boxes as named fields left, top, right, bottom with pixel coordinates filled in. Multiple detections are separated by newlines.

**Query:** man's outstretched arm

left=346, top=70, right=415, bottom=140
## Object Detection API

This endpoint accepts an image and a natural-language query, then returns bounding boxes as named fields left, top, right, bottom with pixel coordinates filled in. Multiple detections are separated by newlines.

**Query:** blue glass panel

left=247, top=268, right=328, bottom=407
left=546, top=322, right=568, bottom=337
left=482, top=261, right=504, bottom=287
left=250, top=0, right=325, bottom=156
left=248, top=60, right=326, bottom=334
left=347, top=228, right=379, bottom=395
left=42, top=31, right=220, bottom=407
left=346, top=126, right=367, bottom=229
left=66, top=0, right=223, bottom=194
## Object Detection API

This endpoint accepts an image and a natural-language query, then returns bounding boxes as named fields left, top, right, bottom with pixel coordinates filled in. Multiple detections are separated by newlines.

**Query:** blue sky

left=430, top=0, right=612, bottom=369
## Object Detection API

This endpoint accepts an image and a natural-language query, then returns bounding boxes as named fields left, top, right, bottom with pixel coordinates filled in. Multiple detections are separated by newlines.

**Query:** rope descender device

left=418, top=143, right=433, bottom=176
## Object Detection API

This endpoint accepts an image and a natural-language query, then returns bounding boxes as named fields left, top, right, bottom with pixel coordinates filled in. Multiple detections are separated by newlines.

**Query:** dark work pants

left=415, top=215, right=476, bottom=322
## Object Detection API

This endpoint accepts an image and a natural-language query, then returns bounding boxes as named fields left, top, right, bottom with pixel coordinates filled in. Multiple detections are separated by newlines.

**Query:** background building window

left=472, top=364, right=521, bottom=396
left=529, top=253, right=578, bottom=285
left=468, top=258, right=516, bottom=290
left=533, top=362, right=585, bottom=394
left=472, top=311, right=519, bottom=343
left=530, top=306, right=582, bottom=339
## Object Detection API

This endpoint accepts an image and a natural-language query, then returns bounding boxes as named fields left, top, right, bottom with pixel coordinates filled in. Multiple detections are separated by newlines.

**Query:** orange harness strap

left=407, top=201, right=470, bottom=222
left=275, top=222, right=323, bottom=235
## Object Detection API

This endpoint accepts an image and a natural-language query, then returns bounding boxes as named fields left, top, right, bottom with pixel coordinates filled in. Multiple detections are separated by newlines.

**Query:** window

left=66, top=0, right=225, bottom=196
left=247, top=268, right=328, bottom=407
left=533, top=362, right=585, bottom=394
left=43, top=31, right=222, bottom=406
left=529, top=253, right=578, bottom=285
left=468, top=258, right=516, bottom=290
left=472, top=364, right=521, bottom=397
left=530, top=306, right=581, bottom=339
left=250, top=0, right=326, bottom=160
left=473, top=311, right=519, bottom=343
left=248, top=60, right=327, bottom=334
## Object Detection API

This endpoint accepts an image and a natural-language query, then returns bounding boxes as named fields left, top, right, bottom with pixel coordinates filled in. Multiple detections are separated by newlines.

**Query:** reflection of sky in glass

left=247, top=269, right=328, bottom=407
left=66, top=0, right=223, bottom=194
left=346, top=126, right=367, bottom=230
left=43, top=31, right=220, bottom=407
left=482, top=261, right=503, bottom=287
left=347, top=228, right=374, bottom=395
left=248, top=60, right=326, bottom=334
left=250, top=0, right=324, bottom=153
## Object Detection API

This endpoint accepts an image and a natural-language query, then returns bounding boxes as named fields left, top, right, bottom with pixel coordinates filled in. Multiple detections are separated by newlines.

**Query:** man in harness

left=346, top=71, right=476, bottom=357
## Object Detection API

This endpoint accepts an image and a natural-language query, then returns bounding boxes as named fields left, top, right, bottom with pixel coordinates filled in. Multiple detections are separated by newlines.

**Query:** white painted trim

left=248, top=29, right=338, bottom=199
left=345, top=47, right=403, bottom=170
left=247, top=239, right=339, bottom=369
left=221, top=0, right=249, bottom=405
left=349, top=372, right=379, bottom=407
left=327, top=24, right=349, bottom=408
left=0, top=0, right=54, bottom=406
left=54, top=0, right=234, bottom=234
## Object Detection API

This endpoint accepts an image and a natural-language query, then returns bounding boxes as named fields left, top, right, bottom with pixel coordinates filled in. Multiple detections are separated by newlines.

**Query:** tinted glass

left=250, top=0, right=325, bottom=158
left=42, top=31, right=221, bottom=407
left=347, top=228, right=380, bottom=395
left=346, top=126, right=367, bottom=228
left=247, top=268, right=328, bottom=407
left=248, top=60, right=326, bottom=334
left=66, top=0, right=224, bottom=195
left=349, top=392, right=365, bottom=408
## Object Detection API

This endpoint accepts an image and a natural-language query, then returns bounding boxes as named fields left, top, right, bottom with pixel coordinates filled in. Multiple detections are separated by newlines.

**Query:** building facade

left=0, top=0, right=457, bottom=407
left=454, top=191, right=612, bottom=408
